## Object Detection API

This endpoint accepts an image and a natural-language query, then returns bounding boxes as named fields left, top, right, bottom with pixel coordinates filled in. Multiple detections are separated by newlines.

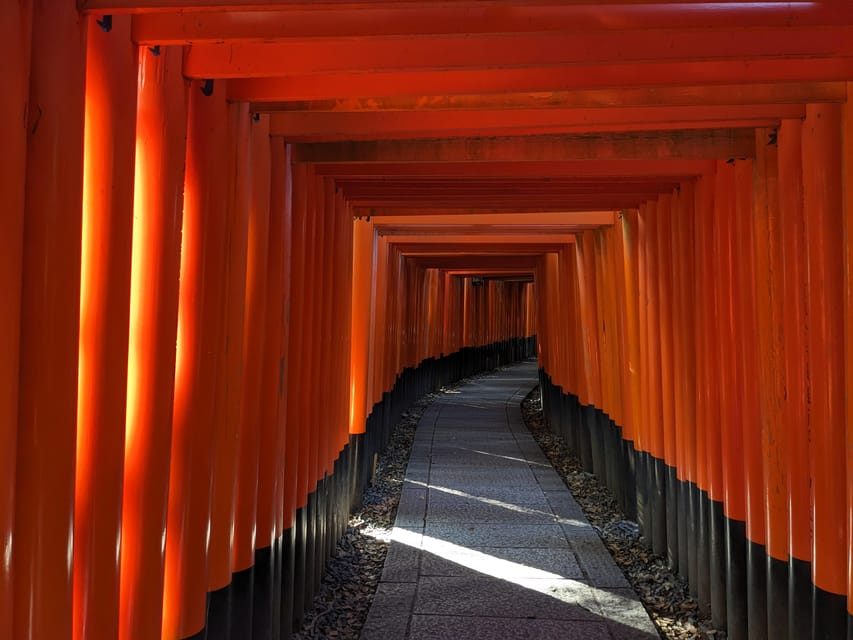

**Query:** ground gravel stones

left=521, top=387, right=726, bottom=640
left=293, top=379, right=471, bottom=640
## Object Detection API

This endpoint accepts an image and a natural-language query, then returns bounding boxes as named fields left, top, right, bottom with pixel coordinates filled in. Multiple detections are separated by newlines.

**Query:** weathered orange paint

left=803, top=103, right=846, bottom=596
left=776, top=119, right=810, bottom=566
left=751, top=129, right=789, bottom=564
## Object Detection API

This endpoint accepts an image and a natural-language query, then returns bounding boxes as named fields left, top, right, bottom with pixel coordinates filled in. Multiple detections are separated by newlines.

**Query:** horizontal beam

left=185, top=28, right=853, bottom=77
left=293, top=129, right=756, bottom=163
left=386, top=235, right=578, bottom=244
left=377, top=227, right=599, bottom=237
left=263, top=83, right=845, bottom=112
left=373, top=212, right=617, bottom=226
left=227, top=58, right=853, bottom=99
left=268, top=105, right=806, bottom=140
left=356, top=207, right=626, bottom=217
left=79, top=0, right=849, bottom=15
left=130, top=4, right=853, bottom=42
left=316, top=159, right=715, bottom=178
left=280, top=119, right=785, bottom=142
left=405, top=255, right=542, bottom=269
left=357, top=199, right=658, bottom=211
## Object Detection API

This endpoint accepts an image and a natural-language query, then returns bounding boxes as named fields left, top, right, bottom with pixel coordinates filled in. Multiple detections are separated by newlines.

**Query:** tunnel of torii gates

left=5, top=1, right=853, bottom=640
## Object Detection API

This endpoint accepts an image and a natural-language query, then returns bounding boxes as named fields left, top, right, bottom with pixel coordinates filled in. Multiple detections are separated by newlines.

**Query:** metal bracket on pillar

left=96, top=15, right=112, bottom=32
left=201, top=79, right=214, bottom=97
left=768, top=128, right=778, bottom=146
left=148, top=45, right=160, bottom=56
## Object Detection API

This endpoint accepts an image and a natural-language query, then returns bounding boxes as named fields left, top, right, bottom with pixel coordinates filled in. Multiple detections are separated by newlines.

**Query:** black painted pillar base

left=687, top=482, right=699, bottom=596
left=280, top=525, right=296, bottom=639
left=651, top=457, right=667, bottom=559
left=206, top=583, right=232, bottom=640
left=766, top=554, right=788, bottom=640
left=746, top=539, right=767, bottom=640
left=725, top=518, right=748, bottom=640
left=665, top=465, right=679, bottom=571
left=709, top=499, right=727, bottom=630
left=696, top=487, right=711, bottom=618
left=230, top=565, right=254, bottom=640
left=789, top=557, right=812, bottom=640
left=252, top=544, right=275, bottom=640
left=677, top=478, right=690, bottom=585
left=813, top=585, right=847, bottom=640
left=292, top=506, right=308, bottom=631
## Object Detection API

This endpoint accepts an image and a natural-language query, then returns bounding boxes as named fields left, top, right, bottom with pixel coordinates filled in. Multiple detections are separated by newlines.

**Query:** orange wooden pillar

left=802, top=103, right=847, bottom=637
left=729, top=159, right=757, bottom=640
left=13, top=3, right=87, bottom=638
left=751, top=127, right=790, bottom=639
left=844, top=84, right=853, bottom=635
left=350, top=218, right=375, bottom=434
left=655, top=195, right=679, bottom=571
left=776, top=118, right=811, bottom=639
left=0, top=3, right=31, bottom=632
left=278, top=143, right=298, bottom=635
left=163, top=78, right=230, bottom=640
left=705, top=166, right=729, bottom=628
left=231, top=113, right=271, bottom=633
left=74, top=14, right=137, bottom=640
left=371, top=237, right=389, bottom=408
left=842, top=82, right=853, bottom=637
left=738, top=155, right=767, bottom=639
left=207, top=102, right=252, bottom=629
left=253, top=136, right=289, bottom=639
left=334, top=188, right=354, bottom=452
left=669, top=185, right=697, bottom=582
left=708, top=162, right=741, bottom=634
left=286, top=160, right=310, bottom=625
left=694, top=183, right=711, bottom=607
left=120, top=45, right=188, bottom=640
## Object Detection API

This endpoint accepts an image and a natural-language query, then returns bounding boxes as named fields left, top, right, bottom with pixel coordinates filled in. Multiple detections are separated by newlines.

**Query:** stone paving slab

left=361, top=360, right=659, bottom=639
left=419, top=546, right=585, bottom=579
left=409, top=615, right=612, bottom=640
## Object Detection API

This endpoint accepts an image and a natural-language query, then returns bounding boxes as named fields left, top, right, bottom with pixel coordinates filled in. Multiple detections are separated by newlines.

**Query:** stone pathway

left=360, top=360, right=660, bottom=639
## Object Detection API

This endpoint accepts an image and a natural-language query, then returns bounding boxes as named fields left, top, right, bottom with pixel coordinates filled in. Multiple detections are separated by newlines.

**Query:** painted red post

left=162, top=77, right=229, bottom=639
left=233, top=113, right=272, bottom=575
left=119, top=45, right=188, bottom=640
left=802, top=103, right=847, bottom=636
left=207, top=102, right=252, bottom=597
left=13, top=2, right=87, bottom=637
left=0, top=3, right=31, bottom=631
left=74, top=14, right=137, bottom=640
left=776, top=117, right=811, bottom=637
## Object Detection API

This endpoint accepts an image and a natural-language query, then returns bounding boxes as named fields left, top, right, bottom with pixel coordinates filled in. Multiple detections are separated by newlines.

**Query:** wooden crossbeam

left=227, top=59, right=853, bottom=100
left=293, top=129, right=755, bottom=163
left=129, top=4, right=853, bottom=43
left=262, top=83, right=845, bottom=112
left=184, top=27, right=853, bottom=77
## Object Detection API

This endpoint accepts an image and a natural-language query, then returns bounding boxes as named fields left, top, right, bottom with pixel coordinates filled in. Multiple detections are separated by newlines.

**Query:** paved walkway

left=360, top=360, right=660, bottom=640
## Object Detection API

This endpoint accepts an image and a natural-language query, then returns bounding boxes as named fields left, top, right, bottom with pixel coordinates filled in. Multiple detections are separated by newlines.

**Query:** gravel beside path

left=521, top=387, right=725, bottom=640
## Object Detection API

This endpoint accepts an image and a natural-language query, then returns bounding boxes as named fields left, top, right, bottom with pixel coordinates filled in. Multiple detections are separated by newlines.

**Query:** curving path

left=360, top=360, right=660, bottom=640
